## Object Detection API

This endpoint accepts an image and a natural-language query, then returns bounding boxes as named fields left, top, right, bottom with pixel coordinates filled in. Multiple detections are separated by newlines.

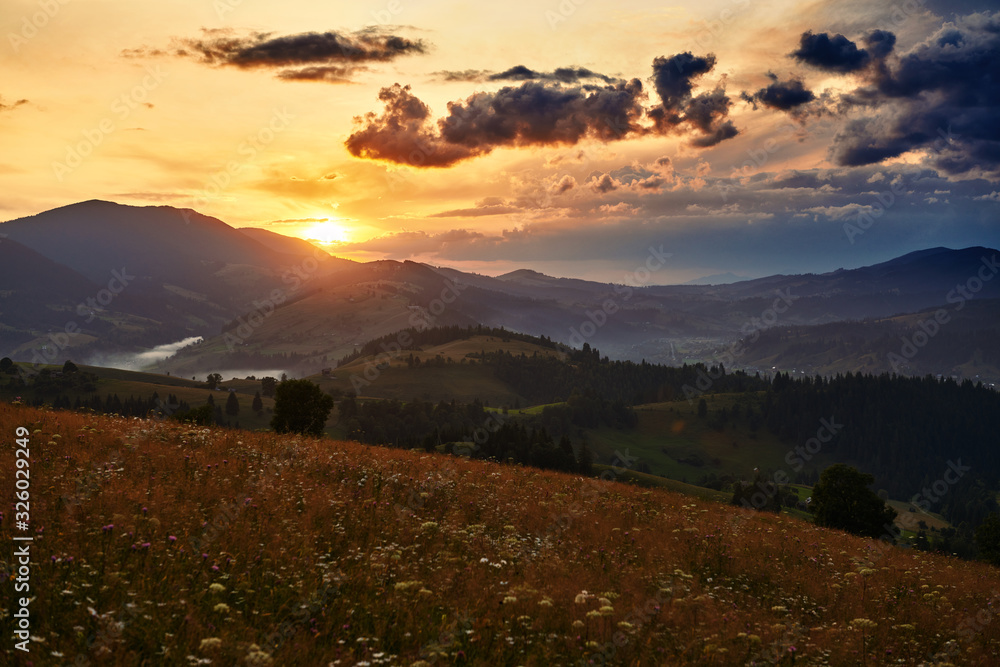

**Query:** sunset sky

left=2, top=0, right=998, bottom=282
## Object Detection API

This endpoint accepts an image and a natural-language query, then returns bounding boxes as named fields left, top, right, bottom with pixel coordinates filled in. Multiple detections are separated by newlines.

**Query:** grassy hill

left=3, top=402, right=999, bottom=665
left=311, top=334, right=564, bottom=405
left=0, top=362, right=279, bottom=430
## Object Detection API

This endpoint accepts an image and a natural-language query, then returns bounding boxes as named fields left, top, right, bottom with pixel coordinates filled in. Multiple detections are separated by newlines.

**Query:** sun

left=305, top=219, right=349, bottom=245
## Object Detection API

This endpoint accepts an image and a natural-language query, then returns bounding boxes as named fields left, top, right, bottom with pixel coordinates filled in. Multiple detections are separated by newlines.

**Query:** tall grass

left=2, top=402, right=998, bottom=665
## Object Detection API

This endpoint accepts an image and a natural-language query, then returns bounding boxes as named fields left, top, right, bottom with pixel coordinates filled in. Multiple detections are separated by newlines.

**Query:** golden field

left=1, top=402, right=999, bottom=666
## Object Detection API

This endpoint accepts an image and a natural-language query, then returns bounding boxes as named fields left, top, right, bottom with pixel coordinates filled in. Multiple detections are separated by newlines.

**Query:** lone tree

left=252, top=391, right=263, bottom=416
left=975, top=512, right=1000, bottom=566
left=206, top=373, right=223, bottom=390
left=225, top=391, right=240, bottom=416
left=811, top=464, right=898, bottom=539
left=731, top=472, right=782, bottom=512
left=260, top=376, right=277, bottom=398
left=271, top=379, right=334, bottom=437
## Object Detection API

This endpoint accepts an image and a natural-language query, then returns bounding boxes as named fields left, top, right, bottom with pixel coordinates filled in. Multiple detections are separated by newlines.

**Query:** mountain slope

left=0, top=200, right=290, bottom=294
left=6, top=401, right=1000, bottom=665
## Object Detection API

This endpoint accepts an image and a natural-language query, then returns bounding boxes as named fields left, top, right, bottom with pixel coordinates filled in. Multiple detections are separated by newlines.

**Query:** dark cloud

left=864, top=30, right=896, bottom=60
left=438, top=79, right=646, bottom=146
left=586, top=157, right=676, bottom=194
left=429, top=198, right=520, bottom=217
left=791, top=31, right=870, bottom=73
left=551, top=174, right=577, bottom=194
left=490, top=65, right=619, bottom=84
left=276, top=65, right=360, bottom=83
left=741, top=74, right=815, bottom=111
left=434, top=65, right=619, bottom=84
left=0, top=96, right=28, bottom=112
left=150, top=28, right=425, bottom=82
left=346, top=79, right=647, bottom=167
left=647, top=53, right=738, bottom=146
left=349, top=53, right=735, bottom=167
left=345, top=84, right=475, bottom=167
left=830, top=11, right=1000, bottom=176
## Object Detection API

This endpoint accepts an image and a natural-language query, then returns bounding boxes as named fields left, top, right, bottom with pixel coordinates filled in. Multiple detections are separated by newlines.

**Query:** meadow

left=2, top=402, right=999, bottom=665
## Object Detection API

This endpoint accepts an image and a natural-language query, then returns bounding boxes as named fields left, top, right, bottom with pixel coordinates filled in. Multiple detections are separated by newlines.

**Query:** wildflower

left=572, top=620, right=585, bottom=629
left=209, top=583, right=226, bottom=594
left=245, top=644, right=272, bottom=665
left=168, top=536, right=177, bottom=543
left=199, top=637, right=222, bottom=650
left=851, top=618, right=877, bottom=630
left=213, top=603, right=230, bottom=613
left=503, top=596, right=517, bottom=604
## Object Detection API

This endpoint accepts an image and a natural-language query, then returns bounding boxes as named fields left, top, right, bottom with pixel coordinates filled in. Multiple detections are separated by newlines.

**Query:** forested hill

left=334, top=324, right=770, bottom=405
left=762, top=372, right=1000, bottom=526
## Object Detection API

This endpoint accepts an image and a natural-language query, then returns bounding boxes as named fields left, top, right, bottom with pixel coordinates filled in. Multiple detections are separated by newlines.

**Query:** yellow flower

left=199, top=637, right=222, bottom=651
left=213, top=603, right=230, bottom=614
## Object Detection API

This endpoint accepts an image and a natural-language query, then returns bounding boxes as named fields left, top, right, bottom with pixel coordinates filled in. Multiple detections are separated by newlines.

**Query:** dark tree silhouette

left=811, top=464, right=898, bottom=539
left=225, top=391, right=240, bottom=416
left=252, top=391, right=263, bottom=415
left=975, top=512, right=1000, bottom=566
left=270, top=379, right=334, bottom=437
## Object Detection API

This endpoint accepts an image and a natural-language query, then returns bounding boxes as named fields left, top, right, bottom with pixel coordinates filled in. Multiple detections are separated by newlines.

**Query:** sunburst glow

left=306, top=219, right=349, bottom=245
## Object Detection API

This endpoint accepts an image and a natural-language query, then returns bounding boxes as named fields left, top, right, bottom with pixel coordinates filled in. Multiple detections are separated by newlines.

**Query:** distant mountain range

left=1, top=200, right=998, bottom=381
left=683, top=272, right=751, bottom=285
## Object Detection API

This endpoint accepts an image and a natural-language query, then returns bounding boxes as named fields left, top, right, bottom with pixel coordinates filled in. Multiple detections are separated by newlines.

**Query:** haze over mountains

left=1, top=200, right=997, bottom=382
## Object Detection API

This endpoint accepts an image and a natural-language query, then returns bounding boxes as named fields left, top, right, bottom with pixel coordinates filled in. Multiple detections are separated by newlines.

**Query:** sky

left=2, top=0, right=999, bottom=283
